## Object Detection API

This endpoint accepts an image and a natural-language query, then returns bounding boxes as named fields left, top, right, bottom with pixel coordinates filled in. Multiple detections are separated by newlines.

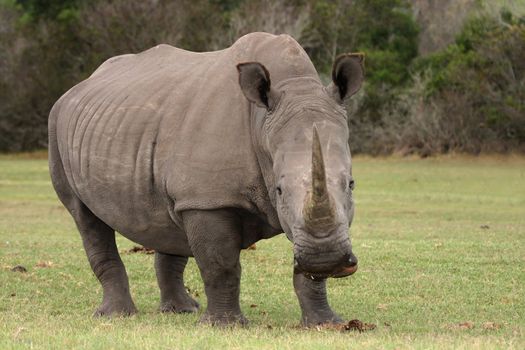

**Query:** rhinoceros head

left=237, top=54, right=364, bottom=279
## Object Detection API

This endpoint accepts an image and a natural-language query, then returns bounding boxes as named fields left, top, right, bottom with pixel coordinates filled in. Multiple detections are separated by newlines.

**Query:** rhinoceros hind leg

left=182, top=209, right=247, bottom=326
left=155, top=252, right=199, bottom=313
left=49, top=120, right=136, bottom=317
left=293, top=273, right=343, bottom=326
left=72, top=199, right=137, bottom=317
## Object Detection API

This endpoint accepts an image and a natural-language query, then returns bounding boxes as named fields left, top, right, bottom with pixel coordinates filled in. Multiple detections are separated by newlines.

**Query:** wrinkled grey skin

left=48, top=32, right=364, bottom=326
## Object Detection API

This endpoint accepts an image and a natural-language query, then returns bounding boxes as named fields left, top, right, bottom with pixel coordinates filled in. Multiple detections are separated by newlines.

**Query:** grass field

left=1, top=153, right=524, bottom=349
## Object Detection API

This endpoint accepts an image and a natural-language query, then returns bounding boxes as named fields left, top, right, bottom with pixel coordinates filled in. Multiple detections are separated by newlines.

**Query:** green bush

left=302, top=0, right=419, bottom=122
left=413, top=11, right=525, bottom=151
left=0, top=0, right=226, bottom=152
left=347, top=8, right=525, bottom=156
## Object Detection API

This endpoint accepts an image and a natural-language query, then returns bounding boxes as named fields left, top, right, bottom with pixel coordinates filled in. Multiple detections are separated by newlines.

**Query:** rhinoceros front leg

left=294, top=273, right=343, bottom=326
left=182, top=209, right=246, bottom=326
left=154, top=252, right=199, bottom=313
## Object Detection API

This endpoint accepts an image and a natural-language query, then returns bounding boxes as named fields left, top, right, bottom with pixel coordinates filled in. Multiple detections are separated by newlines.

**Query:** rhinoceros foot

left=160, top=295, right=199, bottom=314
left=302, top=313, right=344, bottom=327
left=199, top=312, right=248, bottom=327
left=93, top=299, right=138, bottom=317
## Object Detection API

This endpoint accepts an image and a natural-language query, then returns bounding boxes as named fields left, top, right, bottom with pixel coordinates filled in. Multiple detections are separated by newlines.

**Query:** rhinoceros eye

left=349, top=179, right=355, bottom=191
left=276, top=186, right=282, bottom=196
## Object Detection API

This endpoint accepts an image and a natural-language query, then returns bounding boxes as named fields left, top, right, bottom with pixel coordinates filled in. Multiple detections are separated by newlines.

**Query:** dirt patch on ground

left=444, top=321, right=503, bottom=331
left=444, top=321, right=474, bottom=330
left=482, top=322, right=502, bottom=330
left=316, top=320, right=377, bottom=332
left=10, top=265, right=27, bottom=273
left=35, top=261, right=53, bottom=268
left=344, top=319, right=377, bottom=332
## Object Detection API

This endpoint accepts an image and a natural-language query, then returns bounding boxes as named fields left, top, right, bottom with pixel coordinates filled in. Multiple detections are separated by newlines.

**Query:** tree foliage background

left=0, top=0, right=524, bottom=154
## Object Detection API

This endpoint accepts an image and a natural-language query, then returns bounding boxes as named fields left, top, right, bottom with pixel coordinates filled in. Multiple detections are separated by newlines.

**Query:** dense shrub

left=0, top=0, right=83, bottom=151
left=0, top=0, right=226, bottom=151
left=302, top=0, right=419, bottom=122
left=345, top=8, right=525, bottom=156
left=424, top=13, right=524, bottom=150
left=401, top=11, right=525, bottom=154
left=0, top=0, right=421, bottom=152
left=0, top=0, right=523, bottom=154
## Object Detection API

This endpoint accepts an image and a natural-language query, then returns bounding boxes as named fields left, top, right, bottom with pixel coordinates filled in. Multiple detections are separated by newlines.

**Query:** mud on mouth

left=298, top=264, right=358, bottom=280
left=330, top=264, right=358, bottom=278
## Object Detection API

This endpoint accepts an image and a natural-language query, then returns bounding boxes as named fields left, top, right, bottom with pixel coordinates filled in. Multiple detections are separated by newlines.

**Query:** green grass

left=1, top=153, right=524, bottom=349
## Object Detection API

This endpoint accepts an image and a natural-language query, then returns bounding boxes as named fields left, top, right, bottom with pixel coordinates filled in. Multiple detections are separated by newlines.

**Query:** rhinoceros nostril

left=346, top=252, right=358, bottom=267
left=330, top=254, right=358, bottom=278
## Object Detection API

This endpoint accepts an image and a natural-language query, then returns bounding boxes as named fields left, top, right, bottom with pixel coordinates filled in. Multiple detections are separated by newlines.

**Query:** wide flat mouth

left=295, top=263, right=358, bottom=280
left=330, top=264, right=358, bottom=278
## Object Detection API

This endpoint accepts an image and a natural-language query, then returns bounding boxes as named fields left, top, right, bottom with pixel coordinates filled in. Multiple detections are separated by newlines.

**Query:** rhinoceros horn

left=304, top=125, right=335, bottom=229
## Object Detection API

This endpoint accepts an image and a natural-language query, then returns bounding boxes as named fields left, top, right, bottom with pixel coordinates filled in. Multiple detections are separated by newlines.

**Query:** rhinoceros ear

left=237, top=62, right=280, bottom=111
left=327, top=53, right=364, bottom=103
